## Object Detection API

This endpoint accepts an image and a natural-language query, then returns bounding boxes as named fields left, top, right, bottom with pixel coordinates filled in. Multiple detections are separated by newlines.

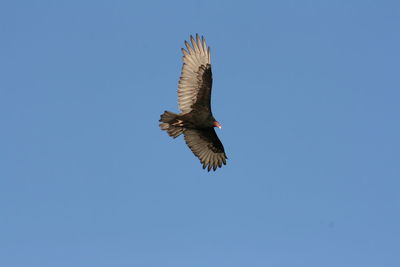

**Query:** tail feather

left=159, top=111, right=183, bottom=138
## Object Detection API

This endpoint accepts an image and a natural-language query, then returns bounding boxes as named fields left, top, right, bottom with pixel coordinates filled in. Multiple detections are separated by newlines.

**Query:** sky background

left=1, top=1, right=400, bottom=266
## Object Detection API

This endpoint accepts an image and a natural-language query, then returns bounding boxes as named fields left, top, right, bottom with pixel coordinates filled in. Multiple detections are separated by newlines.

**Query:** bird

left=159, top=34, right=227, bottom=171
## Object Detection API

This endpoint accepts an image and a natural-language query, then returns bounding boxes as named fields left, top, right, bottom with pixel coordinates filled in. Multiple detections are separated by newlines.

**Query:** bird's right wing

left=178, top=35, right=212, bottom=114
left=183, top=128, right=227, bottom=171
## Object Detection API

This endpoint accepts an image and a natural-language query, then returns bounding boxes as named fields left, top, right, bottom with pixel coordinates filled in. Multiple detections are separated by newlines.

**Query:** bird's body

left=159, top=35, right=227, bottom=171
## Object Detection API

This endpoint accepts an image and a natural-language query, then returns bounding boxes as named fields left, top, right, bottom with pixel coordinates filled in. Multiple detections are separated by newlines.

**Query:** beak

left=214, top=121, right=222, bottom=129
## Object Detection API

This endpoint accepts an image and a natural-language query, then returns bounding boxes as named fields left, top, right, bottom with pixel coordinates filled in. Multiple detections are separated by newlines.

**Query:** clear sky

left=1, top=1, right=400, bottom=266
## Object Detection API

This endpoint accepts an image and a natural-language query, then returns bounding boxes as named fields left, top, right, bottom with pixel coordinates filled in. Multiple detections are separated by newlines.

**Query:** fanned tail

left=159, top=111, right=183, bottom=138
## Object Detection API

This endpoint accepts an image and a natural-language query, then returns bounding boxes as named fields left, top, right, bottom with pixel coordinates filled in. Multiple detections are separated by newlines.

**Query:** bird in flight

left=159, top=34, right=227, bottom=171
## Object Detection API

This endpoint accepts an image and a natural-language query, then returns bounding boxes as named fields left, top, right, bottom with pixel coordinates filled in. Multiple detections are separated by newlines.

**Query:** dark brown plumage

left=159, top=35, right=227, bottom=171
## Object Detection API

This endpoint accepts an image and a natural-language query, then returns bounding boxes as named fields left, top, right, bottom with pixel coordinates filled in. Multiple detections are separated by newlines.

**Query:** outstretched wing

left=178, top=34, right=212, bottom=114
left=183, top=128, right=227, bottom=171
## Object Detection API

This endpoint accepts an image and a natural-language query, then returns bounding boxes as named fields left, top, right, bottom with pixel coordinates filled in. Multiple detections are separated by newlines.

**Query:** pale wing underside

left=178, top=34, right=211, bottom=114
left=183, top=128, right=227, bottom=171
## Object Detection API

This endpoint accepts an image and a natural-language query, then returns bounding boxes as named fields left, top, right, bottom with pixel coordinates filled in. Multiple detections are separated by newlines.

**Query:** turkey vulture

left=159, top=34, right=227, bottom=171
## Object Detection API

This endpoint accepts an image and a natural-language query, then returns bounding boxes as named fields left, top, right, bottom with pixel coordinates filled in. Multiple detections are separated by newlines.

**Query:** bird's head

left=213, top=121, right=222, bottom=129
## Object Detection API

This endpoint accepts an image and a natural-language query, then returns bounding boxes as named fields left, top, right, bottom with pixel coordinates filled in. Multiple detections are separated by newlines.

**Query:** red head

left=213, top=121, right=222, bottom=129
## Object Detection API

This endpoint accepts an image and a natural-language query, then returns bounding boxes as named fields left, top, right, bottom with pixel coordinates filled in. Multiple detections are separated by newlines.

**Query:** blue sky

left=1, top=1, right=400, bottom=266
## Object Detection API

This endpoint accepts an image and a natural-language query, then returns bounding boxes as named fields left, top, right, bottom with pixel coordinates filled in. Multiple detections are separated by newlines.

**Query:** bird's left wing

left=178, top=35, right=212, bottom=114
left=183, top=128, right=227, bottom=171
